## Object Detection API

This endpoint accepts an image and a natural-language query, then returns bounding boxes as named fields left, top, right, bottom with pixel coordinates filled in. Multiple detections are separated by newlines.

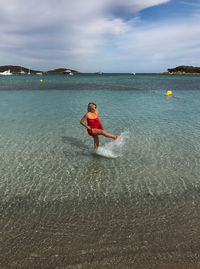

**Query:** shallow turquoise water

left=1, top=74, right=200, bottom=268
left=0, top=77, right=200, bottom=201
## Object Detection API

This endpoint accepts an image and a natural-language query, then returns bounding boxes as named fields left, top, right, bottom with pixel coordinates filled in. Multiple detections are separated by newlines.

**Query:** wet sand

left=1, top=190, right=200, bottom=269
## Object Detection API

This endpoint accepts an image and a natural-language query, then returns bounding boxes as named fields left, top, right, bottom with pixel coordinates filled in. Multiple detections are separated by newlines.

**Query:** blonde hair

left=88, top=102, right=97, bottom=112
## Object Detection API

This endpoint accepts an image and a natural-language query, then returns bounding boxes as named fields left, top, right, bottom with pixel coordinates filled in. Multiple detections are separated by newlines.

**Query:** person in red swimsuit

left=80, top=102, right=121, bottom=150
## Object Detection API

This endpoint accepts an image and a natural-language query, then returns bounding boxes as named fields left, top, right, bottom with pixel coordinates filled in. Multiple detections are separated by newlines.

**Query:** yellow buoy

left=165, top=90, right=172, bottom=96
left=40, top=79, right=43, bottom=83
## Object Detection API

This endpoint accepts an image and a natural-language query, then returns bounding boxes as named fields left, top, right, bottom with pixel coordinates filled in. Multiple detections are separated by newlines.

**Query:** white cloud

left=0, top=0, right=200, bottom=72
left=109, top=18, right=200, bottom=72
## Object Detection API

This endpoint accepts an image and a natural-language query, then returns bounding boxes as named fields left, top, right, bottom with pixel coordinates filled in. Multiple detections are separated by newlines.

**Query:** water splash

left=95, top=131, right=130, bottom=158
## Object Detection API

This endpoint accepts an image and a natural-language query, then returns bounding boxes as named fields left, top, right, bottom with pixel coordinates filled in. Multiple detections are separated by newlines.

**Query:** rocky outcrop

left=161, top=65, right=200, bottom=75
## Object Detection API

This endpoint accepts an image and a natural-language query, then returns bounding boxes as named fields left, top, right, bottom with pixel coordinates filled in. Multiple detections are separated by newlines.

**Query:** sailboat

left=28, top=68, right=31, bottom=75
left=19, top=67, right=26, bottom=74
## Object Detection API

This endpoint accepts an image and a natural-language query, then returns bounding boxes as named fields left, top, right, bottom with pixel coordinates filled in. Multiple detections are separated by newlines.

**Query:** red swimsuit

left=87, top=117, right=104, bottom=137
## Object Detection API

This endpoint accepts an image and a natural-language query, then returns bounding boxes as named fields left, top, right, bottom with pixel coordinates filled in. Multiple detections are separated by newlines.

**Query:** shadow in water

left=62, top=136, right=90, bottom=150
left=63, top=150, right=91, bottom=158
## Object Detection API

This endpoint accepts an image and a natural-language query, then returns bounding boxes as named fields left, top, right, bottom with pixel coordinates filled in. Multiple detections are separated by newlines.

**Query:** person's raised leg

left=102, top=130, right=120, bottom=139
left=92, top=129, right=121, bottom=139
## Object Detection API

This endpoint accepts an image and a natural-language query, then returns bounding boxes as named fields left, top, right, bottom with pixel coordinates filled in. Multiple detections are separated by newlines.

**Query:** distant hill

left=161, top=65, right=200, bottom=75
left=0, top=65, right=79, bottom=74
left=168, top=65, right=200, bottom=73
left=47, top=68, right=79, bottom=74
left=0, top=65, right=42, bottom=74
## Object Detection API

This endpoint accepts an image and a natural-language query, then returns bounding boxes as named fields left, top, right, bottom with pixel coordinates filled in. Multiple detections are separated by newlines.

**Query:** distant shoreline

left=1, top=64, right=200, bottom=75
left=160, top=72, right=200, bottom=75
left=0, top=65, right=79, bottom=75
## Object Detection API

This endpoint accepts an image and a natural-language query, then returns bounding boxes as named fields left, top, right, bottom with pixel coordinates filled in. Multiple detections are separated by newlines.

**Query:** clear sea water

left=1, top=74, right=200, bottom=268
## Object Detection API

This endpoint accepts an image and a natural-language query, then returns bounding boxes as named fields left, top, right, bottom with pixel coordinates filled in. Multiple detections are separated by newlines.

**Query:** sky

left=0, top=0, right=200, bottom=72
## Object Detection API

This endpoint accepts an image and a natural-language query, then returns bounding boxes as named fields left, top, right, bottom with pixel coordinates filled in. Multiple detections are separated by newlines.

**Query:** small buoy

left=165, top=90, right=172, bottom=96
left=40, top=79, right=43, bottom=83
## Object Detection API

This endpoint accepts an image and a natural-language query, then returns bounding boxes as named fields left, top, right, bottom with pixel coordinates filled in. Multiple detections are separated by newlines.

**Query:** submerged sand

left=1, top=190, right=200, bottom=269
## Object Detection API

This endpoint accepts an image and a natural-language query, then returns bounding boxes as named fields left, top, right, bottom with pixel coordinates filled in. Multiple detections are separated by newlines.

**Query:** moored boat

left=0, top=69, right=12, bottom=75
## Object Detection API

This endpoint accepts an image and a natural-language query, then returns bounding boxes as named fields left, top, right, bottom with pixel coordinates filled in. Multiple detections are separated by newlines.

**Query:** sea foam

left=95, top=131, right=129, bottom=158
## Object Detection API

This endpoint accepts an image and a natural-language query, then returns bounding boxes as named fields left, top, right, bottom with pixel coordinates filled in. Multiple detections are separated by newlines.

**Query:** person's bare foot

left=115, top=134, right=121, bottom=140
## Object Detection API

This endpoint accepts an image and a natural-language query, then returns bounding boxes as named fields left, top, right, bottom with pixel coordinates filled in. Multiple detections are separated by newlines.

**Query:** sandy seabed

left=1, top=190, right=200, bottom=269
